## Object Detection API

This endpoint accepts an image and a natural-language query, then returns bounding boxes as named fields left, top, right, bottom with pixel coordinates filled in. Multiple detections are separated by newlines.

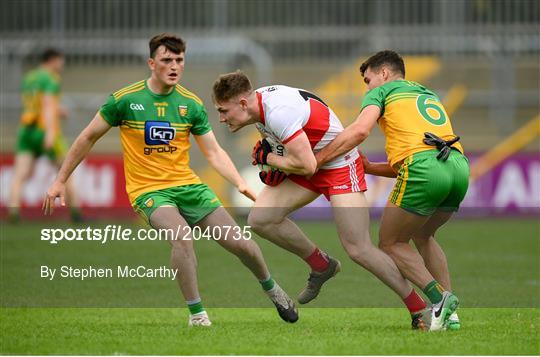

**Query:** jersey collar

left=256, top=91, right=265, bottom=125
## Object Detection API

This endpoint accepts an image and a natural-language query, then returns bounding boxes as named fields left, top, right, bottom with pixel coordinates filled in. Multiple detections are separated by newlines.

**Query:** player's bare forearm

left=194, top=131, right=248, bottom=189
left=44, top=115, right=109, bottom=215
left=42, top=95, right=58, bottom=146
left=56, top=135, right=94, bottom=183
left=205, top=147, right=256, bottom=200
left=365, top=161, right=397, bottom=178
left=315, top=129, right=363, bottom=169
left=316, top=105, right=381, bottom=168
left=206, top=147, right=245, bottom=187
left=266, top=153, right=315, bottom=176
left=56, top=113, right=111, bottom=183
left=266, top=131, right=317, bottom=176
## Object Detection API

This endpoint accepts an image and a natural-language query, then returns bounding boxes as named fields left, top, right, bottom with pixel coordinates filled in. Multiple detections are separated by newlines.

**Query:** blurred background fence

left=0, top=0, right=538, bottom=212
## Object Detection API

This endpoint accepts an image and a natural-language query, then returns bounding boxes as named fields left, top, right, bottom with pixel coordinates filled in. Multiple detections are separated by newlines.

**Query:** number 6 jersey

left=361, top=79, right=463, bottom=167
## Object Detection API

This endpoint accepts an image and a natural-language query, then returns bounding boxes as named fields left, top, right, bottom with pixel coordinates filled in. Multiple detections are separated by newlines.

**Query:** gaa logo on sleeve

left=144, top=121, right=176, bottom=145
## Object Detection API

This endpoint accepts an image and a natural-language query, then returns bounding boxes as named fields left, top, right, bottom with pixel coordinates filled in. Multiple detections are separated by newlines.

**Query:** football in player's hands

left=259, top=169, right=287, bottom=186
left=252, top=136, right=288, bottom=186
left=253, top=136, right=287, bottom=171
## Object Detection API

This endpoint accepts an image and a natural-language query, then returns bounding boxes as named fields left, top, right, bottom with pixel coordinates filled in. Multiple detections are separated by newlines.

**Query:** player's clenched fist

left=42, top=181, right=66, bottom=215
left=259, top=169, right=287, bottom=186
left=252, top=139, right=272, bottom=165
left=237, top=182, right=257, bottom=201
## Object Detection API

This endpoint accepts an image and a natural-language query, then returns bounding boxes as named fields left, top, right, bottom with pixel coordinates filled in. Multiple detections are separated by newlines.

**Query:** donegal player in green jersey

left=43, top=34, right=298, bottom=327
left=9, top=48, right=81, bottom=222
left=316, top=51, right=468, bottom=331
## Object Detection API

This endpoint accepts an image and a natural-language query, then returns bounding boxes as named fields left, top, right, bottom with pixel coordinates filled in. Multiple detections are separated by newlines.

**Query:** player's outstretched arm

left=194, top=131, right=257, bottom=201
left=315, top=105, right=381, bottom=169
left=43, top=113, right=112, bottom=214
left=42, top=94, right=59, bottom=150
left=359, top=151, right=397, bottom=178
left=266, top=132, right=316, bottom=176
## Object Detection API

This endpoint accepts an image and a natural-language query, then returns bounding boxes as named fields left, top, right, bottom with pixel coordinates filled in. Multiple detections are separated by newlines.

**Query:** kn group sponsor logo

left=145, top=121, right=176, bottom=145
left=144, top=121, right=177, bottom=155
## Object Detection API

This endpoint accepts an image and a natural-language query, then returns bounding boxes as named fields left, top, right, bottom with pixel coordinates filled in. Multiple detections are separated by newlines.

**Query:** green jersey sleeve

left=99, top=94, right=122, bottom=126
left=41, top=72, right=60, bottom=95
left=361, top=86, right=386, bottom=111
left=190, top=104, right=212, bottom=136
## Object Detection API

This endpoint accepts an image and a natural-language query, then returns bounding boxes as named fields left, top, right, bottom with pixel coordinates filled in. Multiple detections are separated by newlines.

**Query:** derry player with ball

left=213, top=71, right=431, bottom=329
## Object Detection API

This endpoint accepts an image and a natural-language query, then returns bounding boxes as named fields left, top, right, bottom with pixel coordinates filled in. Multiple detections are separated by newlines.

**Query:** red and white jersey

left=255, top=85, right=358, bottom=169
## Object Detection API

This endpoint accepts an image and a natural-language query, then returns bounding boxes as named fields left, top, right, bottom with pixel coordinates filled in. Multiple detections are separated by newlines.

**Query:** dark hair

left=149, top=33, right=186, bottom=58
left=40, top=48, right=63, bottom=63
left=360, top=50, right=405, bottom=78
left=212, top=70, right=253, bottom=103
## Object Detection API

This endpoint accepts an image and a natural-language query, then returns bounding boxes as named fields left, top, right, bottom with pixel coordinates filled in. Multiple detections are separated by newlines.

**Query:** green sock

left=187, top=299, right=205, bottom=315
left=423, top=280, right=444, bottom=304
left=259, top=276, right=275, bottom=291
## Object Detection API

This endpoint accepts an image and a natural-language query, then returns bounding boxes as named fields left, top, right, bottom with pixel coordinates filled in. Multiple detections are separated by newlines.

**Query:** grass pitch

left=1, top=308, right=538, bottom=355
left=1, top=218, right=539, bottom=354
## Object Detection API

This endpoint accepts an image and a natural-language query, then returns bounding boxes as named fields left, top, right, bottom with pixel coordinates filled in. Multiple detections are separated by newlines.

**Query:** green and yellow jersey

left=100, top=80, right=212, bottom=203
left=361, top=79, right=463, bottom=167
left=20, top=68, right=61, bottom=130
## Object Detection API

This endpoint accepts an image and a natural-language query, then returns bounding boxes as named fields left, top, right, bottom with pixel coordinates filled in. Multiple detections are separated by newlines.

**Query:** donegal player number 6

left=416, top=94, right=448, bottom=126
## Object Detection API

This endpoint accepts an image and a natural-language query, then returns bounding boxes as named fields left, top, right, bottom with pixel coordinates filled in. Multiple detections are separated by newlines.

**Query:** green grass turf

left=1, top=218, right=539, bottom=354
left=1, top=308, right=538, bottom=355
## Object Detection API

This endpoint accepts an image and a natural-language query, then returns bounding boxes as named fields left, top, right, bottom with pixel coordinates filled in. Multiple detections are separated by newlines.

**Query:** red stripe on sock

left=403, top=289, right=427, bottom=314
left=304, top=248, right=329, bottom=272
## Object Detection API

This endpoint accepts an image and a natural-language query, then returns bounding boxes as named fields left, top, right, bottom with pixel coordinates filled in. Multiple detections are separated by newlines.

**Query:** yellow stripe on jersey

left=385, top=94, right=418, bottom=106
left=121, top=120, right=191, bottom=125
left=175, top=87, right=201, bottom=104
left=385, top=92, right=418, bottom=101
left=120, top=120, right=192, bottom=129
left=114, top=79, right=144, bottom=93
left=386, top=92, right=418, bottom=100
left=121, top=121, right=190, bottom=126
left=113, top=82, right=145, bottom=99
left=123, top=124, right=144, bottom=130
left=122, top=120, right=145, bottom=125
left=113, top=80, right=145, bottom=98
left=113, top=84, right=144, bottom=100
left=115, top=85, right=145, bottom=100
left=175, top=85, right=203, bottom=105
left=176, top=85, right=201, bottom=100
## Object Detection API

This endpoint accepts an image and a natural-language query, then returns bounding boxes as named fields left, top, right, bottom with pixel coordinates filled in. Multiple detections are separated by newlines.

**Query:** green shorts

left=133, top=184, right=222, bottom=226
left=16, top=124, right=66, bottom=161
left=390, top=149, right=470, bottom=216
